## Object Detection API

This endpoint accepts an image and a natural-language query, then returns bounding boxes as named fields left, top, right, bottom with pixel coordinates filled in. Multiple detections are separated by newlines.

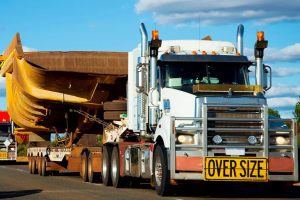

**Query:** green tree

left=293, top=96, right=300, bottom=121
left=268, top=108, right=281, bottom=118
left=292, top=96, right=300, bottom=145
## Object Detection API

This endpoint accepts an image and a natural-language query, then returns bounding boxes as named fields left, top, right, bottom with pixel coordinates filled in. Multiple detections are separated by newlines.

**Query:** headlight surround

left=270, top=136, right=291, bottom=145
left=248, top=135, right=258, bottom=145
left=176, top=134, right=194, bottom=144
left=212, top=135, right=222, bottom=144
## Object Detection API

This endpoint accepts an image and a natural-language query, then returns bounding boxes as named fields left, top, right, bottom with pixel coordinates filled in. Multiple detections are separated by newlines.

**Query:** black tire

left=153, top=145, right=171, bottom=196
left=102, top=145, right=112, bottom=186
left=111, top=146, right=124, bottom=188
left=81, top=152, right=89, bottom=182
left=41, top=157, right=48, bottom=176
left=38, top=157, right=42, bottom=176
left=104, top=101, right=127, bottom=111
left=28, top=157, right=33, bottom=174
left=31, top=157, right=38, bottom=174
left=88, top=153, right=100, bottom=183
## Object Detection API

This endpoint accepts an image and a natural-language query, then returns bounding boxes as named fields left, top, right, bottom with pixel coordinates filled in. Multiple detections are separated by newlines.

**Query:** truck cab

left=0, top=111, right=16, bottom=161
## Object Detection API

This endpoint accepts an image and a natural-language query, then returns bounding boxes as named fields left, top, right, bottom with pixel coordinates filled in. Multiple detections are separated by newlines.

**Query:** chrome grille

left=206, top=105, right=264, bottom=147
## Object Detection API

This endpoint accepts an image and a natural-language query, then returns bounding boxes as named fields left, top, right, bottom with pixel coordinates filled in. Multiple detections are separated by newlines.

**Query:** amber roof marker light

left=257, top=31, right=264, bottom=42
left=152, top=30, right=159, bottom=40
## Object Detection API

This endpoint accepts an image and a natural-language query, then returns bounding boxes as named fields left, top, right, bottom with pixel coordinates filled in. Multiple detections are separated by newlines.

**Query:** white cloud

left=245, top=43, right=300, bottom=62
left=267, top=97, right=298, bottom=108
left=272, top=67, right=300, bottom=77
left=23, top=46, right=37, bottom=52
left=267, top=85, right=300, bottom=98
left=135, top=0, right=300, bottom=25
left=265, top=43, right=300, bottom=62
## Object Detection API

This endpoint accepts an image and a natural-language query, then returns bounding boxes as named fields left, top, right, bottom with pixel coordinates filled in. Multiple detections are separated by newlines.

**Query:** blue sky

left=0, top=0, right=300, bottom=118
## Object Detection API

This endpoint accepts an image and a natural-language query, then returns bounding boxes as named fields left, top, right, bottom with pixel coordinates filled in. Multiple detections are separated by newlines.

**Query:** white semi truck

left=100, top=24, right=298, bottom=195
left=2, top=23, right=297, bottom=196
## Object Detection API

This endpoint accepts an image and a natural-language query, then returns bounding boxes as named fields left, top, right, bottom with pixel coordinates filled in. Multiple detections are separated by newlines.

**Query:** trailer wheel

left=37, top=157, right=40, bottom=175
left=153, top=145, right=171, bottom=196
left=38, top=156, right=42, bottom=176
left=88, top=153, right=100, bottom=183
left=41, top=157, right=48, bottom=176
left=111, top=146, right=124, bottom=188
left=31, top=157, right=38, bottom=174
left=102, top=145, right=112, bottom=186
left=81, top=152, right=89, bottom=182
left=28, top=157, right=33, bottom=174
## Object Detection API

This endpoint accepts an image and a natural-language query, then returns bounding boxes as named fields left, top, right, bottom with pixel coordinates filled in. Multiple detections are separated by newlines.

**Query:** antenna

left=198, top=17, right=201, bottom=51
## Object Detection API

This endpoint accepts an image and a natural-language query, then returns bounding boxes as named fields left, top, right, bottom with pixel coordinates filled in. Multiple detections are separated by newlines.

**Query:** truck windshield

left=0, top=124, right=11, bottom=134
left=159, top=62, right=249, bottom=93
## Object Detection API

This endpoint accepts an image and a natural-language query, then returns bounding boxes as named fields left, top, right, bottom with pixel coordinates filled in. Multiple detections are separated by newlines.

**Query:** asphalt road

left=1, top=162, right=300, bottom=200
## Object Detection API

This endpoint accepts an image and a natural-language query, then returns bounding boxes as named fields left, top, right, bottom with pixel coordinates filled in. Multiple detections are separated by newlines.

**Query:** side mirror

left=263, top=64, right=272, bottom=91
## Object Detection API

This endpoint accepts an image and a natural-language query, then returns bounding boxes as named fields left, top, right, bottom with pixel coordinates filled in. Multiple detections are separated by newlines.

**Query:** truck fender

left=154, top=115, right=171, bottom=149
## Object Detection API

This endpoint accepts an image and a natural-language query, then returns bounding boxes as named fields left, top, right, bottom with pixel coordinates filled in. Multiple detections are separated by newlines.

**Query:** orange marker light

left=201, top=51, right=207, bottom=55
left=257, top=31, right=264, bottom=41
left=152, top=30, right=159, bottom=40
left=192, top=51, right=197, bottom=55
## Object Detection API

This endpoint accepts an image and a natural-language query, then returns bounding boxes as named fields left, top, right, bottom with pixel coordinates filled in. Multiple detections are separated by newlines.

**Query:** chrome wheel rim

left=154, top=156, right=162, bottom=187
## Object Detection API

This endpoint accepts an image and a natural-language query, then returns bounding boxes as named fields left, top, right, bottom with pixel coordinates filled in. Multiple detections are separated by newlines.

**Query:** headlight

left=177, top=135, right=194, bottom=144
left=248, top=136, right=257, bottom=145
left=270, top=136, right=290, bottom=145
left=212, top=135, right=222, bottom=144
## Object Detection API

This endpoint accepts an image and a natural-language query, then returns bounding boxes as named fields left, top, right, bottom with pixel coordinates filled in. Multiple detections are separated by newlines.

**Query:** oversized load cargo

left=0, top=33, right=128, bottom=138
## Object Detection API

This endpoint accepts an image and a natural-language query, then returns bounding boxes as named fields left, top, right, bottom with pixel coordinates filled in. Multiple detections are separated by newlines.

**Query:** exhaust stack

left=149, top=29, right=162, bottom=131
left=255, top=31, right=268, bottom=89
left=139, top=23, right=148, bottom=63
left=137, top=23, right=149, bottom=136
left=236, top=24, right=244, bottom=55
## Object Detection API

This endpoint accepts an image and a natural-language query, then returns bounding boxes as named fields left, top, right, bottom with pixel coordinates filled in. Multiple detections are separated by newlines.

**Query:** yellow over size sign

left=205, top=157, right=268, bottom=181
left=0, top=152, right=8, bottom=159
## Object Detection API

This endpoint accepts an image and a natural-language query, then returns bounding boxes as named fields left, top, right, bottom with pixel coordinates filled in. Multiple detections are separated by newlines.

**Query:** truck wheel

left=111, top=146, right=124, bottom=188
left=88, top=153, right=99, bottom=183
left=81, top=152, right=89, bottom=182
left=41, top=157, right=48, bottom=176
left=102, top=145, right=112, bottom=186
left=153, top=145, right=171, bottom=196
